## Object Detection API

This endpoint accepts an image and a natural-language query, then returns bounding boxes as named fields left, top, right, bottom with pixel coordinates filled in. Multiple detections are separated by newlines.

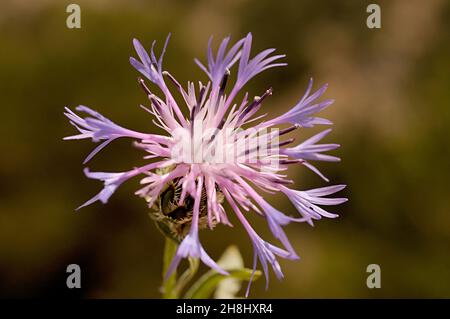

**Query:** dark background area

left=0, top=0, right=449, bottom=298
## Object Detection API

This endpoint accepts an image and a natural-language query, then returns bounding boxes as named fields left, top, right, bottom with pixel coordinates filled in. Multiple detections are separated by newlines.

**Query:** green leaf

left=184, top=269, right=261, bottom=299
left=214, top=245, right=244, bottom=299
left=184, top=245, right=261, bottom=299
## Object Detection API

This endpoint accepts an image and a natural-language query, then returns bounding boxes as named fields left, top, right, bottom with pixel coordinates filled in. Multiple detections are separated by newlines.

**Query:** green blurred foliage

left=0, top=0, right=449, bottom=298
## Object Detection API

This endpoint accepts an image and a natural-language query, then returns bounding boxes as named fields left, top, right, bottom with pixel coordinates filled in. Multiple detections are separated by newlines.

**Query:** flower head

left=64, top=33, right=346, bottom=296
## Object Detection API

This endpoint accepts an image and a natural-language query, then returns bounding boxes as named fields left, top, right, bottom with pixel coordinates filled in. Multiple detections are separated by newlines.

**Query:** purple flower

left=64, top=33, right=346, bottom=296
left=280, top=128, right=340, bottom=182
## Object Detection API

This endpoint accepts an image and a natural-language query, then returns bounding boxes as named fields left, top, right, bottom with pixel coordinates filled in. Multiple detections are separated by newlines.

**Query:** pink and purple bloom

left=64, top=33, right=346, bottom=295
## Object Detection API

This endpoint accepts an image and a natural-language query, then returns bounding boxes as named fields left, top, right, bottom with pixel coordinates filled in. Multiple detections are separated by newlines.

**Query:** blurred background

left=0, top=0, right=449, bottom=298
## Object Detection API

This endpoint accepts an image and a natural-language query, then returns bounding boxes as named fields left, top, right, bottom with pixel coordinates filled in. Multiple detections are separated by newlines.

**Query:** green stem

left=160, top=236, right=200, bottom=299
left=161, top=237, right=178, bottom=299
left=172, top=257, right=199, bottom=297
